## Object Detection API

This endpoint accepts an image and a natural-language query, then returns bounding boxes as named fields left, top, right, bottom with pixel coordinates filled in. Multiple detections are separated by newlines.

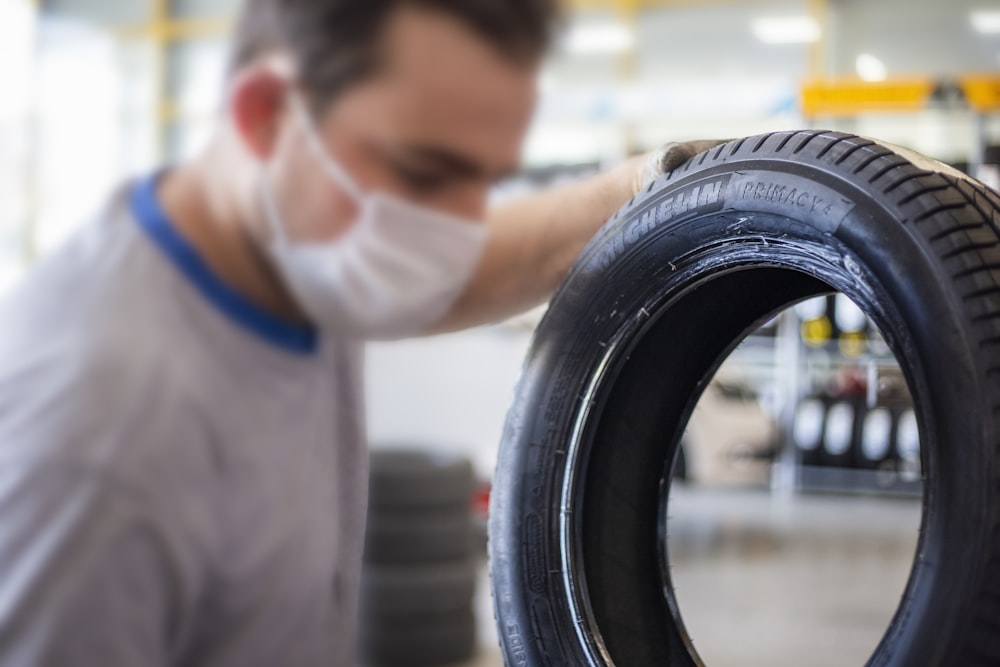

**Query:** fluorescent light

left=971, top=10, right=1000, bottom=34
left=856, top=53, right=887, bottom=82
left=563, top=23, right=634, bottom=55
left=752, top=16, right=820, bottom=44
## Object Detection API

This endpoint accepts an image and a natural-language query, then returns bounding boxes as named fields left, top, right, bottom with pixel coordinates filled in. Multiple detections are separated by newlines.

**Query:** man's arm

left=428, top=156, right=643, bottom=334
left=429, top=140, right=730, bottom=334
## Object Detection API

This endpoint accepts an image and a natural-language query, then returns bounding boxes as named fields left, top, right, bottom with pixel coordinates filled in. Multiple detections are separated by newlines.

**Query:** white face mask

left=260, top=96, right=489, bottom=341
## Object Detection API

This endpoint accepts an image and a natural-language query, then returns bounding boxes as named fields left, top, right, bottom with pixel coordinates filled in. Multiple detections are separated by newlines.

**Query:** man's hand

left=634, top=139, right=732, bottom=195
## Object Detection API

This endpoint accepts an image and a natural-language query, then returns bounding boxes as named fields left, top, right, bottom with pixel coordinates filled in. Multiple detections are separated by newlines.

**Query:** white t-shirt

left=0, top=174, right=368, bottom=666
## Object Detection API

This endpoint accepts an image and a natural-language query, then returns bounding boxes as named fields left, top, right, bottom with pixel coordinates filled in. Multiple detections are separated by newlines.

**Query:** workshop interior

left=1, top=1, right=999, bottom=666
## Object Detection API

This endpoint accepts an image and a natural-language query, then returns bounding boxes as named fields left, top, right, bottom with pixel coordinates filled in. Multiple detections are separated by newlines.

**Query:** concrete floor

left=454, top=486, right=922, bottom=667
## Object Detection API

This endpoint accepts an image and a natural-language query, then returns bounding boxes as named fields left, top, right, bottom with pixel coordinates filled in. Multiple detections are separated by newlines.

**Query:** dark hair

left=229, top=0, right=561, bottom=110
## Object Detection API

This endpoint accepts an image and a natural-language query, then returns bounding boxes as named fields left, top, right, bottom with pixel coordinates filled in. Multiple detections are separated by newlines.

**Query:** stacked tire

left=359, top=449, right=478, bottom=667
left=792, top=390, right=921, bottom=481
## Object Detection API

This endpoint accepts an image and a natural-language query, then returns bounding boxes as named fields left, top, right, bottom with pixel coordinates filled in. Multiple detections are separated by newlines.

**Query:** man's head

left=230, top=0, right=560, bottom=115
left=222, top=0, right=559, bottom=245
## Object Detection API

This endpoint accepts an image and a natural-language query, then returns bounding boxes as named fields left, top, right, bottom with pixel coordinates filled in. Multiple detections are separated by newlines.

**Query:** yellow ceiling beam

left=801, top=78, right=937, bottom=117
left=569, top=0, right=765, bottom=9
left=961, top=75, right=1000, bottom=113
left=113, top=16, right=232, bottom=42
left=612, top=0, right=641, bottom=14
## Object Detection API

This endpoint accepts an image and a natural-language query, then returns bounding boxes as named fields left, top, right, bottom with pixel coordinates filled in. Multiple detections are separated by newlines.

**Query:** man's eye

left=394, top=165, right=450, bottom=190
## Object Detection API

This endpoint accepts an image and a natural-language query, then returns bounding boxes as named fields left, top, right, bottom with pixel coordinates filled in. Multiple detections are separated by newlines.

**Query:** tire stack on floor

left=359, top=449, right=478, bottom=667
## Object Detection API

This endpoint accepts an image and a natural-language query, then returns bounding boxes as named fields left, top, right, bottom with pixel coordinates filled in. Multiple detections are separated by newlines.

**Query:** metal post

left=23, top=0, right=41, bottom=265
left=971, top=112, right=987, bottom=178
left=772, top=310, right=804, bottom=495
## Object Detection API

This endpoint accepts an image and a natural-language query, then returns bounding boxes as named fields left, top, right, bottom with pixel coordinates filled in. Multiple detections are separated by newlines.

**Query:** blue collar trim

left=130, top=173, right=319, bottom=356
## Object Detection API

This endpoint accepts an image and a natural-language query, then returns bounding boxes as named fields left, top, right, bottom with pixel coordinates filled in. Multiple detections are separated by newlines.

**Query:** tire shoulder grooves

left=919, top=204, right=973, bottom=226
left=816, top=133, right=859, bottom=160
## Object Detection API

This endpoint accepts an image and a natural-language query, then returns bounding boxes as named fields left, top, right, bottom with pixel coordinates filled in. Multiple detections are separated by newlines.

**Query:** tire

left=822, top=400, right=858, bottom=469
left=360, top=560, right=477, bottom=617
left=369, top=448, right=475, bottom=511
left=364, top=507, right=474, bottom=564
left=488, top=131, right=1000, bottom=666
left=358, top=607, right=477, bottom=667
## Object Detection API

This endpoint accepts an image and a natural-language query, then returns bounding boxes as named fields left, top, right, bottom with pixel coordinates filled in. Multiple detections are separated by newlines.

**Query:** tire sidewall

left=491, top=155, right=992, bottom=666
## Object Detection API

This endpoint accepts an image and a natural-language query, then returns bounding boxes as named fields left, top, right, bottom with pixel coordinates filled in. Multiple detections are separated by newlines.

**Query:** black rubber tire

left=360, top=559, right=477, bottom=617
left=488, top=130, right=1000, bottom=666
left=369, top=448, right=475, bottom=511
left=358, top=607, right=477, bottom=667
left=364, top=507, right=474, bottom=565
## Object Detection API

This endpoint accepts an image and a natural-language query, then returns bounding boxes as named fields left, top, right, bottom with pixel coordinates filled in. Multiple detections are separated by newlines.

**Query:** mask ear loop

left=259, top=171, right=287, bottom=246
left=289, top=94, right=366, bottom=203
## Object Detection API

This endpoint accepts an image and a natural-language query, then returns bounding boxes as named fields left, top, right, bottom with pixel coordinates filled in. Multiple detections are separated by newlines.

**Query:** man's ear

left=227, top=65, right=291, bottom=160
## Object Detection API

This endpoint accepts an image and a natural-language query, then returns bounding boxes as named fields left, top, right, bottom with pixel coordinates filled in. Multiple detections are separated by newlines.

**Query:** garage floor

left=457, top=486, right=922, bottom=667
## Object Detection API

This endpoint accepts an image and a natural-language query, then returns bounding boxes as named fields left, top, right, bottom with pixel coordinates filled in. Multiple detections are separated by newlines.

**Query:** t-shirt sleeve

left=0, top=463, right=191, bottom=666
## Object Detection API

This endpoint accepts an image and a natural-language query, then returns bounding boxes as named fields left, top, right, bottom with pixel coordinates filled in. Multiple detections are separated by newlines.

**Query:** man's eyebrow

left=397, top=145, right=519, bottom=181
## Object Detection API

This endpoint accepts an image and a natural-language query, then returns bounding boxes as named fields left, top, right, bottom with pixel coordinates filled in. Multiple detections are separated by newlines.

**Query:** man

left=0, top=1, right=717, bottom=665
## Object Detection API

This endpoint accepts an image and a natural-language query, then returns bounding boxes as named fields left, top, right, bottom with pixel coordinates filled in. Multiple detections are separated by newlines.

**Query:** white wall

left=366, top=326, right=535, bottom=479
